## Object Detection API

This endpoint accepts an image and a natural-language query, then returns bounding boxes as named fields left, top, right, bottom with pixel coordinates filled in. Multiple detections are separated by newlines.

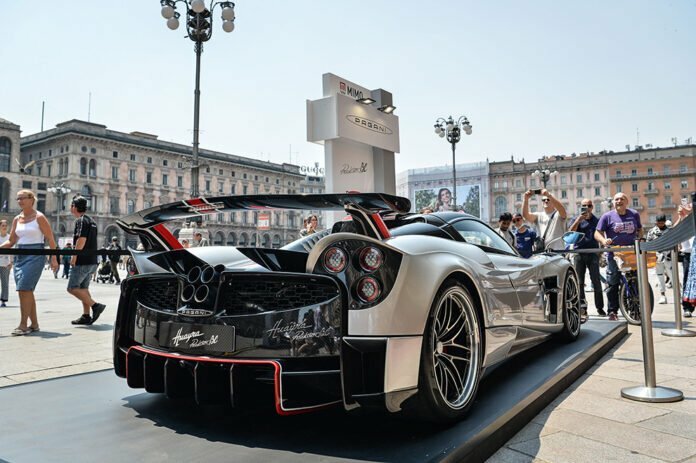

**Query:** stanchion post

left=621, top=241, right=683, bottom=402
left=662, top=246, right=696, bottom=337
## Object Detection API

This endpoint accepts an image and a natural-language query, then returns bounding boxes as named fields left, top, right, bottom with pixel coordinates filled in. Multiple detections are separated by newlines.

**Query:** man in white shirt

left=522, top=188, right=567, bottom=251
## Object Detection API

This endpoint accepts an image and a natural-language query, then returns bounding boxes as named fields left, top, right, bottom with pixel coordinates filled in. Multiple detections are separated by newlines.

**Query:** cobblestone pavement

left=0, top=266, right=694, bottom=462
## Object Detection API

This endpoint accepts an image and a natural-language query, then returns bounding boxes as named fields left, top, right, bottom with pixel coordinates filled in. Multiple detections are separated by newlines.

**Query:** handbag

left=534, top=211, right=556, bottom=252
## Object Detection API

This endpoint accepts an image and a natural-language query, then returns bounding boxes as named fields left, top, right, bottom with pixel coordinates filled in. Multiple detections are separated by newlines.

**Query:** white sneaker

left=658, top=295, right=667, bottom=304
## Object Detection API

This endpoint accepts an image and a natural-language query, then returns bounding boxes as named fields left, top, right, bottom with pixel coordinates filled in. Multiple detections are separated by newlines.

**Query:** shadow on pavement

left=73, top=324, right=114, bottom=332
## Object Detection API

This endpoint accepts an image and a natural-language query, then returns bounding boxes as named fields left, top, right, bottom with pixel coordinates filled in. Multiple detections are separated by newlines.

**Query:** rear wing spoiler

left=116, top=193, right=411, bottom=250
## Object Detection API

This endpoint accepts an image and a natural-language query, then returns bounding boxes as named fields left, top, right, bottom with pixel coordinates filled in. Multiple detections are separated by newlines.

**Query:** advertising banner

left=257, top=212, right=270, bottom=231
left=414, top=184, right=481, bottom=217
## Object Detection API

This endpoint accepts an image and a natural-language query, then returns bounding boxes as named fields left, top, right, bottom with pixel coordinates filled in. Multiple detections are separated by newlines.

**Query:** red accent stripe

left=370, top=213, right=391, bottom=239
left=153, top=224, right=183, bottom=249
left=126, top=345, right=334, bottom=416
left=186, top=198, right=205, bottom=206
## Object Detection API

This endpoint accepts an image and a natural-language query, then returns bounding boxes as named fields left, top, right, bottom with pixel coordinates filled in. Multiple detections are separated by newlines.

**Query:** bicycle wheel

left=618, top=277, right=654, bottom=325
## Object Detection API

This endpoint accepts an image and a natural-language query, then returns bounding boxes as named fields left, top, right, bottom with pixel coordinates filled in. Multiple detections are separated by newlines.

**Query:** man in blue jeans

left=67, top=196, right=106, bottom=325
left=595, top=193, right=643, bottom=321
left=569, top=198, right=606, bottom=317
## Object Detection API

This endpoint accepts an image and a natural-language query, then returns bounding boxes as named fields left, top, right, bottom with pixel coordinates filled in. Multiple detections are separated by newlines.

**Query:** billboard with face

left=414, top=184, right=481, bottom=217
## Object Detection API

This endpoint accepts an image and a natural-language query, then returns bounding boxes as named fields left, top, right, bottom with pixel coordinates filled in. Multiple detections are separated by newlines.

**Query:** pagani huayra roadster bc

left=114, top=193, right=581, bottom=422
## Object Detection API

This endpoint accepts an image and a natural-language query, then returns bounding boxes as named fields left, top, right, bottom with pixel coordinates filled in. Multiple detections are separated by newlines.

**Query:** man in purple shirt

left=595, top=192, right=643, bottom=320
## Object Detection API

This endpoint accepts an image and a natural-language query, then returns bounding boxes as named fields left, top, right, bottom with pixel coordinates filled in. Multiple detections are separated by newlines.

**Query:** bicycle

left=612, top=250, right=655, bottom=325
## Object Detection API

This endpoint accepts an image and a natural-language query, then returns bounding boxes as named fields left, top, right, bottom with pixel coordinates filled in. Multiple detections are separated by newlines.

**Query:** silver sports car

left=113, top=193, right=581, bottom=422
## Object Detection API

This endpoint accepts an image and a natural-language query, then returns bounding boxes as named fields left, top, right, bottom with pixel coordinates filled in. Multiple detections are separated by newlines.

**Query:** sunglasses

left=541, top=199, right=550, bottom=203
left=16, top=196, right=32, bottom=201
left=513, top=218, right=523, bottom=222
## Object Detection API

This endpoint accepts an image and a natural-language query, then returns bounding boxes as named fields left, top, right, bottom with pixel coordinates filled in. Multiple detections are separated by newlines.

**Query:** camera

left=580, top=206, right=588, bottom=215
left=533, top=189, right=542, bottom=195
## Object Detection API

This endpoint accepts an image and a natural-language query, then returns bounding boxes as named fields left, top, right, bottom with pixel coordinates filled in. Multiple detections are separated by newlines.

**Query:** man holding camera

left=595, top=192, right=643, bottom=321
left=569, top=199, right=605, bottom=317
left=522, top=188, right=567, bottom=252
left=647, top=215, right=672, bottom=304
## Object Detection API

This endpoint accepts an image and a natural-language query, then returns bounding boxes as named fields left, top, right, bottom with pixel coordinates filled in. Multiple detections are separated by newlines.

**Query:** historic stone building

left=607, top=145, right=695, bottom=225
left=16, top=119, right=323, bottom=248
left=489, top=153, right=611, bottom=225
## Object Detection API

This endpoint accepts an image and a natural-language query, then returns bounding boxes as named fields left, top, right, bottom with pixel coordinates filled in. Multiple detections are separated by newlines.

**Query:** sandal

left=29, top=326, right=40, bottom=332
left=11, top=327, right=32, bottom=336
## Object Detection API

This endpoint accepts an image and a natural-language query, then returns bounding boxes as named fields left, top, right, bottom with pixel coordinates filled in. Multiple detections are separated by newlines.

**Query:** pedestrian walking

left=647, top=214, right=672, bottom=304
left=193, top=232, right=210, bottom=247
left=674, top=202, right=694, bottom=317
left=0, top=189, right=59, bottom=335
left=61, top=243, right=72, bottom=278
left=569, top=199, right=606, bottom=317
left=0, top=219, right=12, bottom=307
left=522, top=188, right=567, bottom=251
left=67, top=195, right=106, bottom=325
left=107, top=236, right=122, bottom=284
left=595, top=192, right=643, bottom=321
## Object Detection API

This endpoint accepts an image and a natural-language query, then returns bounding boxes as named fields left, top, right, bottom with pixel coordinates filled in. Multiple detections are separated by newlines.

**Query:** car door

left=451, top=219, right=543, bottom=326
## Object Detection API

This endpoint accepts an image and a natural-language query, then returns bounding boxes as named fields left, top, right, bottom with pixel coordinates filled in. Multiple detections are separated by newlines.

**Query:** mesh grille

left=136, top=280, right=179, bottom=312
left=219, top=278, right=339, bottom=315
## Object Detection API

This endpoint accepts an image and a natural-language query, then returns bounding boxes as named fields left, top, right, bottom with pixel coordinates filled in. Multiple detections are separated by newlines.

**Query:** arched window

left=81, top=185, right=94, bottom=211
left=0, top=137, right=11, bottom=172
left=214, top=231, right=224, bottom=246
left=88, top=159, right=96, bottom=177
left=239, top=233, right=248, bottom=246
left=227, top=232, right=236, bottom=246
left=261, top=234, right=270, bottom=248
left=494, top=196, right=508, bottom=218
left=80, top=158, right=87, bottom=176
left=272, top=234, right=281, bottom=248
left=251, top=233, right=257, bottom=247
left=144, top=200, right=152, bottom=209
left=127, top=199, right=135, bottom=214
left=58, top=159, right=64, bottom=176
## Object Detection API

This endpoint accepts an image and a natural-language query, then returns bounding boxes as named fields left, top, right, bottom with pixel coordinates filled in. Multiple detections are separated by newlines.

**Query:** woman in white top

left=0, top=219, right=12, bottom=307
left=0, top=189, right=59, bottom=335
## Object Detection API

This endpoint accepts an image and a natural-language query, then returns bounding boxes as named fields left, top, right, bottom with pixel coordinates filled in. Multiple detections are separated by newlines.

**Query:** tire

left=619, top=277, right=654, bottom=325
left=560, top=271, right=582, bottom=341
left=412, top=279, right=482, bottom=423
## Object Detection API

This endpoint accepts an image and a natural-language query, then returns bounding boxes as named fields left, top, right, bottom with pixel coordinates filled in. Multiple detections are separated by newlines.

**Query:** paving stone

left=509, top=431, right=664, bottom=463
left=637, top=411, right=696, bottom=441
left=4, top=361, right=112, bottom=386
left=660, top=377, right=696, bottom=393
left=571, top=373, right=637, bottom=399
left=559, top=389, right=672, bottom=424
left=487, top=447, right=550, bottom=463
left=0, top=377, right=18, bottom=387
left=540, top=408, right=696, bottom=461
left=507, top=422, right=560, bottom=445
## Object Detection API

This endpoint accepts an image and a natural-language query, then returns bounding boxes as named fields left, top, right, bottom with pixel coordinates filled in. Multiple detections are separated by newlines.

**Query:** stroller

left=96, top=253, right=113, bottom=284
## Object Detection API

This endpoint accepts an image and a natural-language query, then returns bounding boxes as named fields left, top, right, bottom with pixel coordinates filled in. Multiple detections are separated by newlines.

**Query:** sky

left=2, top=1, right=695, bottom=174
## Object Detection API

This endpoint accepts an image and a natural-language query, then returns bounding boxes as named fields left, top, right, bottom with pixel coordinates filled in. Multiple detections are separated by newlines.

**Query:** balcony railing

left=632, top=205, right=644, bottom=211
left=643, top=189, right=659, bottom=195
left=660, top=204, right=677, bottom=210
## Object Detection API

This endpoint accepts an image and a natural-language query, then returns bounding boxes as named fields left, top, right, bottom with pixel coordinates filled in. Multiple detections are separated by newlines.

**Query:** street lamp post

left=531, top=167, right=558, bottom=189
left=434, top=116, right=472, bottom=209
left=47, top=183, right=72, bottom=238
left=159, top=0, right=236, bottom=198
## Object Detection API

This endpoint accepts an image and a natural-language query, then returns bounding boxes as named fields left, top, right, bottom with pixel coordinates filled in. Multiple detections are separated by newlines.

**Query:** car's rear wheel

left=560, top=271, right=581, bottom=341
left=412, top=279, right=482, bottom=423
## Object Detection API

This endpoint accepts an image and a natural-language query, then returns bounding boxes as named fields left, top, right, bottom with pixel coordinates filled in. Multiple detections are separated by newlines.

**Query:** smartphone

left=682, top=197, right=689, bottom=206
left=533, top=189, right=542, bottom=195
left=580, top=206, right=588, bottom=214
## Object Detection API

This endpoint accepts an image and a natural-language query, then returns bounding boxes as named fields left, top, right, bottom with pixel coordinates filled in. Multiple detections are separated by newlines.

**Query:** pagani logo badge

left=346, top=115, right=393, bottom=135
left=187, top=202, right=225, bottom=214
left=340, top=162, right=368, bottom=175
left=177, top=307, right=214, bottom=317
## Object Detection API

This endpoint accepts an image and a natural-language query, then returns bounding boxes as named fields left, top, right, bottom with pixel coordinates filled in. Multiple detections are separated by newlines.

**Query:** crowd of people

left=491, top=190, right=695, bottom=320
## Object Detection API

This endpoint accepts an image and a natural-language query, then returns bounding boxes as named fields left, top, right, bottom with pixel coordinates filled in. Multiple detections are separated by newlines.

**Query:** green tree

left=462, top=186, right=480, bottom=218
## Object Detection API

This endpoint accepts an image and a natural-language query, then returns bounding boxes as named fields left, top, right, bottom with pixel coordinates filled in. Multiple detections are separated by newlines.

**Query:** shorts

left=68, top=264, right=98, bottom=289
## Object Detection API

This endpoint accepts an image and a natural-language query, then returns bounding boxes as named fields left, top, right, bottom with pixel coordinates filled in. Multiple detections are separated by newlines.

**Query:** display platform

left=0, top=320, right=626, bottom=463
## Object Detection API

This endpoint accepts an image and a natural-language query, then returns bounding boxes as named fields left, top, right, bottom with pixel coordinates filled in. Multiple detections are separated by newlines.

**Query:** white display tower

left=307, top=73, right=400, bottom=204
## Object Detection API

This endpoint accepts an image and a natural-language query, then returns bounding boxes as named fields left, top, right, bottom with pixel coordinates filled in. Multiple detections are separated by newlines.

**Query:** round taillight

left=359, top=246, right=383, bottom=272
left=324, top=247, right=347, bottom=273
left=356, top=276, right=381, bottom=303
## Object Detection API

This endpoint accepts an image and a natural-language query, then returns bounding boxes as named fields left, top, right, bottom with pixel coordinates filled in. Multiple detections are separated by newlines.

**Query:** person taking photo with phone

left=569, top=199, right=605, bottom=317
left=522, top=188, right=567, bottom=252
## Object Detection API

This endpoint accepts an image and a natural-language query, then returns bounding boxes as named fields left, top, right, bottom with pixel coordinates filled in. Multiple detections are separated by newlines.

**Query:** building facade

left=608, top=145, right=696, bottom=225
left=489, top=153, right=611, bottom=225
left=17, top=119, right=324, bottom=248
